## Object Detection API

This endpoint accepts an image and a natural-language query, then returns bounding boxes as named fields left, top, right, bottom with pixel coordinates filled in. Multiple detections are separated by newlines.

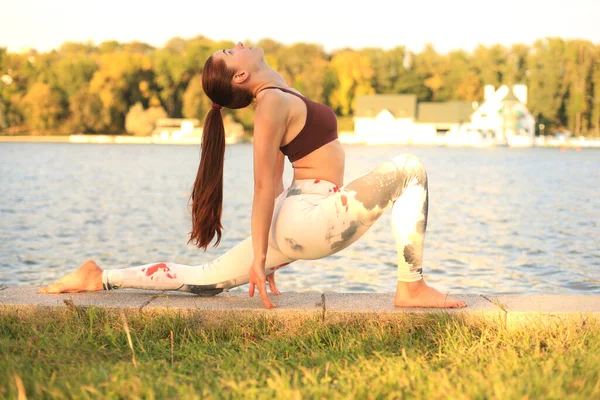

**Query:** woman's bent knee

left=392, top=154, right=425, bottom=171
left=392, top=154, right=427, bottom=185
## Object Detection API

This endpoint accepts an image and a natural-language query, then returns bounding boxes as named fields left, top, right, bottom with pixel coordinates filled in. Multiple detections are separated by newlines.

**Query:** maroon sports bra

left=259, top=87, right=338, bottom=162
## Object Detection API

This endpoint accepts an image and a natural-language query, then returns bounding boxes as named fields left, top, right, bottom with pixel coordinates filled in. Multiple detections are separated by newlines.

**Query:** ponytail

left=188, top=55, right=253, bottom=250
left=188, top=107, right=226, bottom=250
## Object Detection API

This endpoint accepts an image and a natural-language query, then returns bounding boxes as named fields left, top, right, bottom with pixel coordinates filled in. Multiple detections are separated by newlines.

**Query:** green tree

left=164, top=37, right=187, bottom=53
left=125, top=102, right=167, bottom=136
left=255, top=38, right=283, bottom=70
left=0, top=47, right=6, bottom=69
left=441, top=50, right=482, bottom=102
left=527, top=38, right=570, bottom=133
left=98, top=40, right=121, bottom=54
left=590, top=46, right=600, bottom=135
left=0, top=48, right=8, bottom=129
left=20, top=82, right=64, bottom=132
left=361, top=46, right=409, bottom=95
left=67, top=88, right=104, bottom=133
left=46, top=53, right=99, bottom=98
left=4, top=34, right=598, bottom=137
left=0, top=52, right=36, bottom=129
left=405, top=45, right=443, bottom=101
left=454, top=71, right=482, bottom=102
left=391, top=51, right=426, bottom=98
left=414, top=44, right=449, bottom=101
left=503, top=44, right=529, bottom=86
left=58, top=41, right=97, bottom=55
left=182, top=73, right=211, bottom=120
left=0, top=98, right=7, bottom=130
left=565, top=40, right=595, bottom=135
left=278, top=43, right=328, bottom=102
left=472, top=44, right=507, bottom=88
left=89, top=51, right=156, bottom=132
left=329, top=50, right=374, bottom=116
left=185, top=36, right=229, bottom=75
left=122, top=41, right=155, bottom=54
left=152, top=48, right=190, bottom=117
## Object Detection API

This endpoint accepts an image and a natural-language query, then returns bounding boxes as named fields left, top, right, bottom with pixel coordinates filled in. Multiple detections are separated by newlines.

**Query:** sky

left=1, top=0, right=599, bottom=54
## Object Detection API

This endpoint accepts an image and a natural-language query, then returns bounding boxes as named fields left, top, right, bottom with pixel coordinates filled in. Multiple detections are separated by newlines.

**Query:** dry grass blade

left=120, top=311, right=137, bottom=368
left=170, top=330, right=174, bottom=365
left=14, top=374, right=27, bottom=400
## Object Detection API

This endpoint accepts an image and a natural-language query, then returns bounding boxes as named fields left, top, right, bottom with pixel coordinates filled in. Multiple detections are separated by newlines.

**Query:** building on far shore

left=152, top=118, right=202, bottom=143
left=353, top=95, right=417, bottom=144
left=67, top=117, right=245, bottom=145
left=349, top=85, right=536, bottom=147
left=151, top=117, right=244, bottom=144
left=464, top=84, right=536, bottom=147
left=416, top=101, right=474, bottom=144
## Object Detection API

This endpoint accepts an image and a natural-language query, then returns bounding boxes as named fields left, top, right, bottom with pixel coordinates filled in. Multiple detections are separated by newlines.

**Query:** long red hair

left=188, top=56, right=253, bottom=250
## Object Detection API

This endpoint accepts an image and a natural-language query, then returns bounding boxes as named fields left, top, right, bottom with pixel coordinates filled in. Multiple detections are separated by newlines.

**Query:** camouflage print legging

left=101, top=154, right=429, bottom=294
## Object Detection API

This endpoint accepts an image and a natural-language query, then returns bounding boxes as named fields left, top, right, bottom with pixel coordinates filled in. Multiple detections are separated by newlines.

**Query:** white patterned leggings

left=102, top=154, right=429, bottom=294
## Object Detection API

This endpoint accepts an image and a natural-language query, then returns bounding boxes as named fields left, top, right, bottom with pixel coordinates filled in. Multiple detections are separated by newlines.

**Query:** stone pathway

left=1, top=287, right=599, bottom=327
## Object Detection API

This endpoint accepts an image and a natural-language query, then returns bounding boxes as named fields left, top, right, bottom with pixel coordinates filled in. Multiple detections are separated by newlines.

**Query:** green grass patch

left=1, top=308, right=599, bottom=399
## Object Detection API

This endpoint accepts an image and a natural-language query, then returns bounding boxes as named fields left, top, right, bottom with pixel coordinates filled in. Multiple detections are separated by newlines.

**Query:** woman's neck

left=251, top=67, right=288, bottom=97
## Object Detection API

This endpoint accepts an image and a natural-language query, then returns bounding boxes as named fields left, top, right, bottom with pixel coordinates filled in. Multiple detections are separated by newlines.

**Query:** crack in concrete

left=64, top=298, right=87, bottom=314
left=139, top=294, right=161, bottom=312
left=481, top=294, right=507, bottom=311
left=481, top=294, right=507, bottom=327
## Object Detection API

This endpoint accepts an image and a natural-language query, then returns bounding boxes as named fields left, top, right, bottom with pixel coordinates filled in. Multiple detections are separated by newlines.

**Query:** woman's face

left=213, top=42, right=264, bottom=74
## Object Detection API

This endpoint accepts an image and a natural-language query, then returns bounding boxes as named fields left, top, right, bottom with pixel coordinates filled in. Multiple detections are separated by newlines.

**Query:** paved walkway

left=1, top=287, right=599, bottom=327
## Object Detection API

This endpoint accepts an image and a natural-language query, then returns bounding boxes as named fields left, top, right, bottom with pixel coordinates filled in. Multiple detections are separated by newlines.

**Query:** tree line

left=1, top=36, right=599, bottom=136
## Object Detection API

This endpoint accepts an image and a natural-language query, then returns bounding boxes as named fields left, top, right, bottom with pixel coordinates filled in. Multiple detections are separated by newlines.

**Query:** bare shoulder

left=255, top=89, right=289, bottom=121
left=256, top=89, right=288, bottom=108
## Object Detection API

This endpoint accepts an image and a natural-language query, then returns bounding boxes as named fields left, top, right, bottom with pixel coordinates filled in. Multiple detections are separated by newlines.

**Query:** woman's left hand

left=249, top=261, right=275, bottom=309
left=266, top=272, right=281, bottom=295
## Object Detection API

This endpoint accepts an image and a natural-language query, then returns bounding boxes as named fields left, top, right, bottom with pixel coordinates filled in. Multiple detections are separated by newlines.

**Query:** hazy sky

left=2, top=0, right=599, bottom=53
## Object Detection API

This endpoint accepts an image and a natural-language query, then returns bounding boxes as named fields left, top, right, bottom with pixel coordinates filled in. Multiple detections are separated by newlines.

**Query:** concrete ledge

left=1, top=287, right=599, bottom=328
left=143, top=291, right=325, bottom=327
left=324, top=293, right=505, bottom=324
left=0, top=287, right=159, bottom=310
left=484, top=294, right=600, bottom=327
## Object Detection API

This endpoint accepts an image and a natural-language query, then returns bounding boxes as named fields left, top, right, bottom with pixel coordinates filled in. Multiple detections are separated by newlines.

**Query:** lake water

left=1, top=142, right=599, bottom=295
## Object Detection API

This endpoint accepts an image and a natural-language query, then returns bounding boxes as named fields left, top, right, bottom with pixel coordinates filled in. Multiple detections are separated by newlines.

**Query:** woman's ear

left=233, top=70, right=249, bottom=85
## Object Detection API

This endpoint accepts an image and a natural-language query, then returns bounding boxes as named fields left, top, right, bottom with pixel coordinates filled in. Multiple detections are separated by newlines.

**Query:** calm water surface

left=1, top=142, right=598, bottom=294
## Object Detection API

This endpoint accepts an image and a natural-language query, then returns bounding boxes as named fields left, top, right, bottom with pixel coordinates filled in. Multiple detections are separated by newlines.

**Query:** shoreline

left=0, top=134, right=241, bottom=145
left=1, top=134, right=599, bottom=148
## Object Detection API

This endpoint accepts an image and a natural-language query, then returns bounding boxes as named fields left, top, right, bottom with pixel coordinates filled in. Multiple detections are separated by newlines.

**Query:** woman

left=40, top=42, right=467, bottom=309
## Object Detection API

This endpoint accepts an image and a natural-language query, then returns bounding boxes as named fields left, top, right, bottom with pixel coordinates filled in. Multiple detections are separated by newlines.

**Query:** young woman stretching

left=40, top=42, right=467, bottom=310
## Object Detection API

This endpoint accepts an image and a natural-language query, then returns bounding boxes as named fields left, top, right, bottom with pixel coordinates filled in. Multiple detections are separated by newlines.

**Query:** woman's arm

left=274, top=150, right=285, bottom=199
left=249, top=91, right=287, bottom=308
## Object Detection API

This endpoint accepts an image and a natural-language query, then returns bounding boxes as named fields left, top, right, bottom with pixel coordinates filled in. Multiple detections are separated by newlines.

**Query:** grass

left=1, top=308, right=599, bottom=399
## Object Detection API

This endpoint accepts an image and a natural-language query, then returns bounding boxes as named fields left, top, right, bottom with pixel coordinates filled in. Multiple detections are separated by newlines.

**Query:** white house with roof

left=352, top=94, right=475, bottom=145
left=349, top=85, right=536, bottom=147
left=353, top=95, right=418, bottom=144
left=449, top=84, right=536, bottom=147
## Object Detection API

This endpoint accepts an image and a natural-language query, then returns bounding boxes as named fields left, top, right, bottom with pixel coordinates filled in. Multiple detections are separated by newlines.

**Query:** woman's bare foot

left=394, top=279, right=467, bottom=308
left=39, top=260, right=104, bottom=294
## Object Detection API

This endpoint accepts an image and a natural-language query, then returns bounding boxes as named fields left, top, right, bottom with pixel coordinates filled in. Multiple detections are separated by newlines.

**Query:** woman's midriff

left=290, top=139, right=345, bottom=187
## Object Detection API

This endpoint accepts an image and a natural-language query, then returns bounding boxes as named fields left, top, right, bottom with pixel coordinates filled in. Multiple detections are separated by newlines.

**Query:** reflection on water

left=1, top=142, right=599, bottom=294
